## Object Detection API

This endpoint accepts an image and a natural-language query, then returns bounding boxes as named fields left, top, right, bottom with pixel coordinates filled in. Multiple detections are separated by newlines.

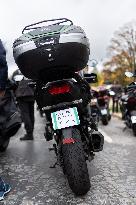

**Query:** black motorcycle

left=120, top=71, right=136, bottom=136
left=35, top=73, right=104, bottom=195
left=13, top=18, right=104, bottom=195
left=90, top=89, right=99, bottom=126
left=97, top=88, right=111, bottom=125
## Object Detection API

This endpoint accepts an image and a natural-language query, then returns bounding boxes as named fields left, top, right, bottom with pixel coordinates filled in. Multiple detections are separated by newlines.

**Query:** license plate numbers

left=51, top=107, right=80, bottom=130
left=131, top=116, right=136, bottom=123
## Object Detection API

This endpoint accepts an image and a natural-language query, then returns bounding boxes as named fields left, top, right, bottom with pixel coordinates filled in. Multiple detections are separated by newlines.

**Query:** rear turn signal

left=48, top=84, right=71, bottom=95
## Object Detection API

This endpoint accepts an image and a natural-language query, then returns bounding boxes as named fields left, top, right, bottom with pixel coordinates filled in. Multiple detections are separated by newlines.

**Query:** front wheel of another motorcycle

left=61, top=128, right=90, bottom=195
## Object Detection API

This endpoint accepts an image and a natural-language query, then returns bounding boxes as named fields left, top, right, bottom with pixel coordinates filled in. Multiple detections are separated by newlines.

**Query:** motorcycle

left=120, top=71, right=136, bottom=136
left=34, top=73, right=104, bottom=195
left=97, top=87, right=111, bottom=125
left=13, top=18, right=104, bottom=195
left=90, top=89, right=99, bottom=127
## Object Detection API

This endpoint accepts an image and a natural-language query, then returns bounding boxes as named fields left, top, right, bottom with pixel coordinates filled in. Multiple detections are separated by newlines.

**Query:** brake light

left=48, top=84, right=71, bottom=95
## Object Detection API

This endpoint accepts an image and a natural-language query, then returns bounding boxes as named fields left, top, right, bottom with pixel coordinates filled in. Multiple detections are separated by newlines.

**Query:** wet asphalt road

left=1, top=111, right=136, bottom=205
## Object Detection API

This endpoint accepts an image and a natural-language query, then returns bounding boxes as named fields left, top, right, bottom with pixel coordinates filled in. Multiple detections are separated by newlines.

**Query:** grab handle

left=22, top=18, right=73, bottom=34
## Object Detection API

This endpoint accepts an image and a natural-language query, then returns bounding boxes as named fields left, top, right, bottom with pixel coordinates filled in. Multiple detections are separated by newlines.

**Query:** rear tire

left=0, top=138, right=10, bottom=152
left=102, top=115, right=108, bottom=125
left=132, top=124, right=136, bottom=136
left=62, top=129, right=90, bottom=195
left=108, top=113, right=111, bottom=121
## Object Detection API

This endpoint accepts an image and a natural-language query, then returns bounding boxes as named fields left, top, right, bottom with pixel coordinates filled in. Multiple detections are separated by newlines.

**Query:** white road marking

left=99, top=128, right=113, bottom=143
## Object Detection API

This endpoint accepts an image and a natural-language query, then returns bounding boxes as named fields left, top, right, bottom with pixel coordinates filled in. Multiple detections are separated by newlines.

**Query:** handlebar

left=126, top=83, right=136, bottom=92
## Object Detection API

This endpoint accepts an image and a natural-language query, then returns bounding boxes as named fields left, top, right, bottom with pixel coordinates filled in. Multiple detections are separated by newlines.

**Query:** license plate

left=131, top=116, right=136, bottom=123
left=101, top=109, right=107, bottom=115
left=51, top=107, right=80, bottom=130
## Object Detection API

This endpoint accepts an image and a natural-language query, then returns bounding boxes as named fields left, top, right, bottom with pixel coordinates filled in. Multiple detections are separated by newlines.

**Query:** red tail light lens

left=48, top=84, right=71, bottom=95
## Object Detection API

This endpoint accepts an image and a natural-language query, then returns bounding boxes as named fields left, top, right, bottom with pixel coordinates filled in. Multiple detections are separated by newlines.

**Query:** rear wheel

left=132, top=124, right=136, bottom=136
left=0, top=138, right=10, bottom=152
left=102, top=115, right=108, bottom=125
left=108, top=113, right=111, bottom=121
left=62, top=129, right=90, bottom=195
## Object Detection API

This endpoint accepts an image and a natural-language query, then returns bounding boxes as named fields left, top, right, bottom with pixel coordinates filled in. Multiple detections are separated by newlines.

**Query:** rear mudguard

left=130, top=110, right=136, bottom=116
left=62, top=127, right=79, bottom=144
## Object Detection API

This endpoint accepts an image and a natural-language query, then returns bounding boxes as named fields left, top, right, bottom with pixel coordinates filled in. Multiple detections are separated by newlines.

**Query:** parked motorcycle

left=34, top=72, right=104, bottom=195
left=13, top=18, right=104, bottom=195
left=97, top=87, right=111, bottom=125
left=90, top=89, right=99, bottom=126
left=120, top=71, right=136, bottom=136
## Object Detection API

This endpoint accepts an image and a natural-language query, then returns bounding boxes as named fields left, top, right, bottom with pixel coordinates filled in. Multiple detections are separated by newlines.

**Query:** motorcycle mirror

left=84, top=73, right=98, bottom=83
left=125, top=71, right=133, bottom=78
left=14, top=74, right=23, bottom=82
left=87, top=59, right=98, bottom=68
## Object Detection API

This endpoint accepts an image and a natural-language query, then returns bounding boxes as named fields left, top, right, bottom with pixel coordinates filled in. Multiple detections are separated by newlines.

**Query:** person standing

left=0, top=39, right=11, bottom=199
left=0, top=39, right=8, bottom=97
left=15, top=75, right=35, bottom=140
left=0, top=39, right=8, bottom=135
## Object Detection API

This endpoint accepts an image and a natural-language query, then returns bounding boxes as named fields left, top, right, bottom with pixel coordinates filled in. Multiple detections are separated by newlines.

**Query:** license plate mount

left=51, top=107, right=80, bottom=130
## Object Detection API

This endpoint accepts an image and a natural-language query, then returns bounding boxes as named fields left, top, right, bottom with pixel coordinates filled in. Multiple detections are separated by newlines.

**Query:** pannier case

left=13, top=18, right=90, bottom=81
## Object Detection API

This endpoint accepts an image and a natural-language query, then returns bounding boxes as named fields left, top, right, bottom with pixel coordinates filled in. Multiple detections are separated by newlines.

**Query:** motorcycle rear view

left=13, top=18, right=104, bottom=195
left=121, top=71, right=136, bottom=136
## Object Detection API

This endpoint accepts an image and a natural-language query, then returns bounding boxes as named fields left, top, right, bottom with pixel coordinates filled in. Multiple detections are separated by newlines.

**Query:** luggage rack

left=22, top=18, right=73, bottom=34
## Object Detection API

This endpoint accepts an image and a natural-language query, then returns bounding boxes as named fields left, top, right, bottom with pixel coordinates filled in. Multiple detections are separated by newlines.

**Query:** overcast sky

left=0, top=0, right=136, bottom=73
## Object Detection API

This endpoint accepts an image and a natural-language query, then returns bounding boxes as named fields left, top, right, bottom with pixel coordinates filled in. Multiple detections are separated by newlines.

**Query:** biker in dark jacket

left=0, top=40, right=11, bottom=196
left=0, top=39, right=8, bottom=96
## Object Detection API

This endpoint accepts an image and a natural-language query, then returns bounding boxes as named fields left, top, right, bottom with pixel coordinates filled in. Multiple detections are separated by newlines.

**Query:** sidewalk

left=112, top=112, right=122, bottom=119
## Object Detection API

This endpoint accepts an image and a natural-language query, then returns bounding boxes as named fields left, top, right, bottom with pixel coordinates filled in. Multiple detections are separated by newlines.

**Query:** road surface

left=0, top=111, right=136, bottom=205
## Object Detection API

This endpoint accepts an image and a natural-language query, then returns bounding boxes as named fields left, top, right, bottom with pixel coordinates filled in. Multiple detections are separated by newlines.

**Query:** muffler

left=91, top=131, right=104, bottom=152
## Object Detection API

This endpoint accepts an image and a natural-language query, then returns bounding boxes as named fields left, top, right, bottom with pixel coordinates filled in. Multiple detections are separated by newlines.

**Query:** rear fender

left=62, top=128, right=78, bottom=144
left=130, top=111, right=136, bottom=116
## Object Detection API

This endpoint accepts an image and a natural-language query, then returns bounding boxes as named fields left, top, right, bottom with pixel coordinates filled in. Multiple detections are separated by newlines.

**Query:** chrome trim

left=13, top=41, right=36, bottom=59
left=42, top=99, right=83, bottom=111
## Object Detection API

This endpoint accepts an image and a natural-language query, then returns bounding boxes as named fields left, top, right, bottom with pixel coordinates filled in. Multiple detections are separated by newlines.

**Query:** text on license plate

left=51, top=107, right=80, bottom=130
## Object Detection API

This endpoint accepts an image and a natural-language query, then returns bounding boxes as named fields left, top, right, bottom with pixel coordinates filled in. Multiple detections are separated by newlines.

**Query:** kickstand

left=123, top=126, right=127, bottom=132
left=48, top=144, right=58, bottom=156
left=49, top=143, right=59, bottom=168
left=49, top=159, right=59, bottom=168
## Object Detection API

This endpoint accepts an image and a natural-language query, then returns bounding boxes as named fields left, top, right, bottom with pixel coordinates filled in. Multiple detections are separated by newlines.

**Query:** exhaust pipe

left=91, top=131, right=104, bottom=152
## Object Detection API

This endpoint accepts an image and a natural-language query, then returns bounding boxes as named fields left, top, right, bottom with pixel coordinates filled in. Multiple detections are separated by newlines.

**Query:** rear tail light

left=48, top=84, right=71, bottom=95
